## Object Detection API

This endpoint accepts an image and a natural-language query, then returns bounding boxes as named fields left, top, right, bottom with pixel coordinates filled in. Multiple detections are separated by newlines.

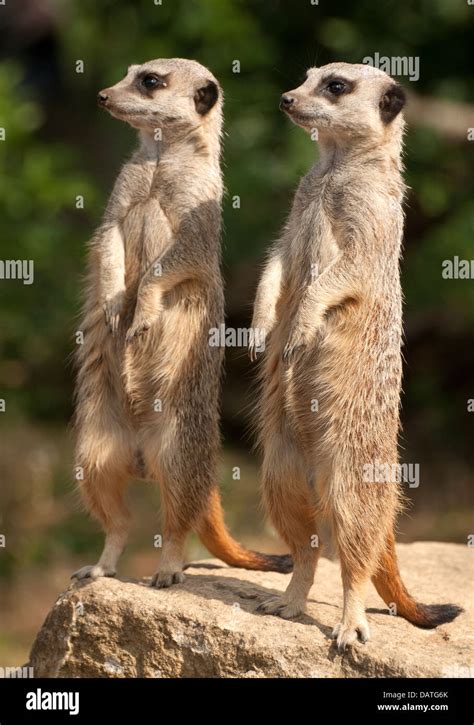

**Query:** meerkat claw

left=283, top=342, right=303, bottom=366
left=151, top=571, right=185, bottom=589
left=103, top=294, right=125, bottom=335
left=103, top=308, right=120, bottom=335
left=125, top=322, right=150, bottom=344
left=282, top=344, right=293, bottom=364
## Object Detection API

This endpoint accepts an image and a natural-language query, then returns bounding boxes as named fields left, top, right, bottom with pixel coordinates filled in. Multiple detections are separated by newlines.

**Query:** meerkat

left=72, top=58, right=291, bottom=588
left=250, top=62, right=462, bottom=649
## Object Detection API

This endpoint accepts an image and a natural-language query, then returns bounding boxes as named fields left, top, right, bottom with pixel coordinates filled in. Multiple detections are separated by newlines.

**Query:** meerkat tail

left=372, top=532, right=463, bottom=628
left=196, top=488, right=293, bottom=573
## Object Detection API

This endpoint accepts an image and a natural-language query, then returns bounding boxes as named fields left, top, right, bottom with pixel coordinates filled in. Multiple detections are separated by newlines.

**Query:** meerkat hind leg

left=257, top=447, right=319, bottom=618
left=149, top=467, right=199, bottom=589
left=72, top=468, right=130, bottom=581
left=332, top=574, right=370, bottom=651
left=150, top=507, right=187, bottom=589
left=332, top=555, right=371, bottom=651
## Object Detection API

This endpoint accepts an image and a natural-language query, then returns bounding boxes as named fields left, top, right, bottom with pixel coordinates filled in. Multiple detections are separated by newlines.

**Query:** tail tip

left=275, top=554, right=293, bottom=574
left=416, top=602, right=464, bottom=628
left=258, top=552, right=293, bottom=573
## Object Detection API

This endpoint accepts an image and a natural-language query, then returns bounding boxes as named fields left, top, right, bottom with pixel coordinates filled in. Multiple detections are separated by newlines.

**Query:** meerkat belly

left=261, top=217, right=339, bottom=434
left=125, top=284, right=223, bottom=426
left=299, top=295, right=402, bottom=455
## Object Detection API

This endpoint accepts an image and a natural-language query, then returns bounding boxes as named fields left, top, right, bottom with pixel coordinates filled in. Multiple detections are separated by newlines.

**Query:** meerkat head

left=97, top=58, right=222, bottom=138
left=280, top=62, right=406, bottom=147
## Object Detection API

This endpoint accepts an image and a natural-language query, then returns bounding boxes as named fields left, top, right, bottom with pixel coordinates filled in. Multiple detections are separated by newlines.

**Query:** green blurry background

left=0, top=0, right=473, bottom=665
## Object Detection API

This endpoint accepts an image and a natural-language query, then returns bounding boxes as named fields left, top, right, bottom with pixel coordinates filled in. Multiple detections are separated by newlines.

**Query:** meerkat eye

left=327, top=80, right=346, bottom=95
left=142, top=74, right=166, bottom=90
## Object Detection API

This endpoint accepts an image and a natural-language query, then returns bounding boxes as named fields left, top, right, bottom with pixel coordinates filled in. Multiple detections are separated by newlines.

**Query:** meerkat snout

left=279, top=94, right=295, bottom=111
left=96, top=58, right=222, bottom=133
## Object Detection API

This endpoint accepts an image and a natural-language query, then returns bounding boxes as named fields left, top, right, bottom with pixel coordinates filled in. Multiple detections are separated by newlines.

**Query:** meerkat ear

left=194, top=80, right=219, bottom=115
left=379, top=83, right=406, bottom=124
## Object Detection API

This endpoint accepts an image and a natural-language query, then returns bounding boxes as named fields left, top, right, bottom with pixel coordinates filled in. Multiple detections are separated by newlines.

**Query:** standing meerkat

left=73, top=58, right=291, bottom=587
left=250, top=62, right=462, bottom=649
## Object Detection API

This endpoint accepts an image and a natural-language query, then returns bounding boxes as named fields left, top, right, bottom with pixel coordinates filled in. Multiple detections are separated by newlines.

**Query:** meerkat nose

left=97, top=91, right=109, bottom=106
left=280, top=94, right=295, bottom=111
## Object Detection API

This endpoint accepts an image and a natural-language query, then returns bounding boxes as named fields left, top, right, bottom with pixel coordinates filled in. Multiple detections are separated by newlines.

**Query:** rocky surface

left=28, top=542, right=472, bottom=678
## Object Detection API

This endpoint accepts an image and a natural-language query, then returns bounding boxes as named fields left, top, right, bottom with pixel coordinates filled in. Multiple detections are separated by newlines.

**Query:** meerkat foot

left=332, top=618, right=370, bottom=652
left=150, top=570, right=185, bottom=589
left=256, top=595, right=305, bottom=619
left=71, top=564, right=116, bottom=581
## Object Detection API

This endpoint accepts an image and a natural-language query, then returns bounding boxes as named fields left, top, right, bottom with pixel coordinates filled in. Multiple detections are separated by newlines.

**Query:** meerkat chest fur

left=283, top=168, right=341, bottom=291
left=114, top=155, right=170, bottom=285
left=110, top=142, right=222, bottom=301
left=285, top=157, right=404, bottom=291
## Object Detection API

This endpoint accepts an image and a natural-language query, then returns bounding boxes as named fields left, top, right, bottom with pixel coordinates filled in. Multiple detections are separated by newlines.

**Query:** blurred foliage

left=0, top=60, right=99, bottom=418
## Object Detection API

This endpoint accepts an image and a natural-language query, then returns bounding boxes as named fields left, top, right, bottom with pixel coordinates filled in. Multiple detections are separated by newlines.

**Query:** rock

left=28, top=542, right=472, bottom=678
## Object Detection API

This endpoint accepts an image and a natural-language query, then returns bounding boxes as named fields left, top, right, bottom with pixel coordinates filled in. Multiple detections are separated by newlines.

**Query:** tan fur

left=73, top=58, right=291, bottom=588
left=252, top=63, right=461, bottom=648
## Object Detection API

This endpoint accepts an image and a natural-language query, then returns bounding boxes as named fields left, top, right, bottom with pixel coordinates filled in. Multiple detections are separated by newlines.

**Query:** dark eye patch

left=136, top=71, right=169, bottom=95
left=317, top=74, right=355, bottom=101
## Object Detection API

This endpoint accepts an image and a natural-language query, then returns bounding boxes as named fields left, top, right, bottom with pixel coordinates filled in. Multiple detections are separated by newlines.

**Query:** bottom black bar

left=0, top=677, right=471, bottom=723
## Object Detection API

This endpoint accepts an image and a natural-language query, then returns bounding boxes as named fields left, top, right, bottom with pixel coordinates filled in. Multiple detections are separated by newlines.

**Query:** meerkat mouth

left=105, top=104, right=180, bottom=127
left=104, top=105, right=145, bottom=123
left=287, top=110, right=318, bottom=126
left=289, top=110, right=331, bottom=131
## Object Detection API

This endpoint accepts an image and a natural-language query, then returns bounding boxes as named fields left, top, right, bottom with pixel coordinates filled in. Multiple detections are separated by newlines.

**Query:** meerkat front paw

left=283, top=335, right=307, bottom=366
left=150, top=570, right=185, bottom=589
left=103, top=291, right=125, bottom=335
left=71, top=564, right=116, bottom=581
left=283, top=323, right=325, bottom=366
left=125, top=316, right=152, bottom=344
left=331, top=618, right=370, bottom=652
left=256, top=594, right=305, bottom=619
